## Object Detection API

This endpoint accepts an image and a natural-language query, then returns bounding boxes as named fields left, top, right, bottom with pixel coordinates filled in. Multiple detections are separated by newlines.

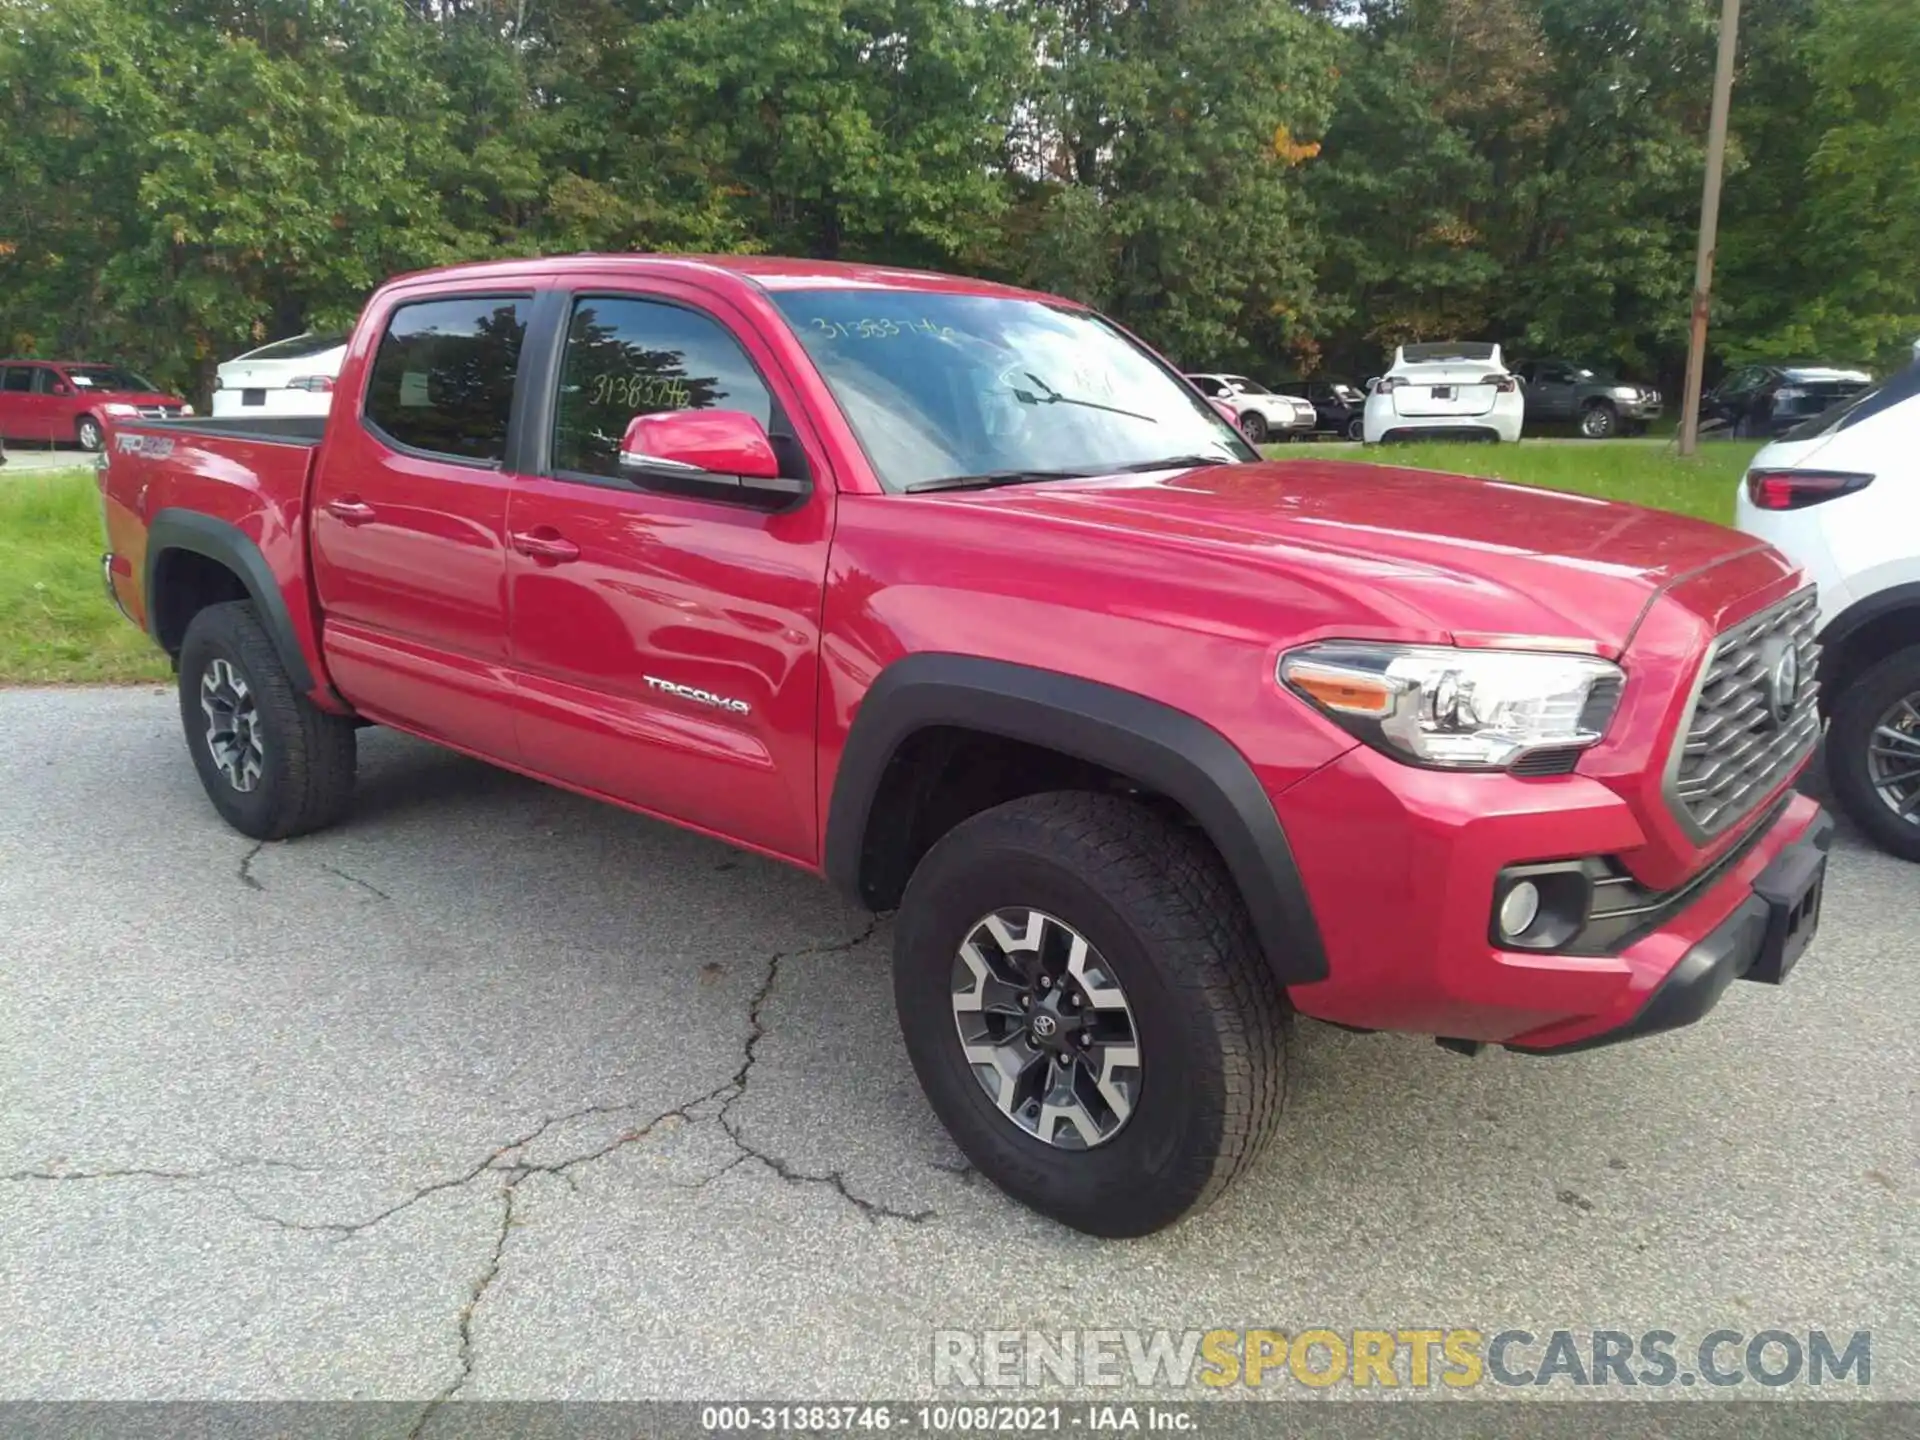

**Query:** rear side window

left=551, top=296, right=773, bottom=480
left=364, top=296, right=528, bottom=463
left=0, top=366, right=33, bottom=393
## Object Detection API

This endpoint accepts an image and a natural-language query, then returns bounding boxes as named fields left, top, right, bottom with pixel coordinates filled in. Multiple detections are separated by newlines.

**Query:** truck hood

left=974, top=459, right=1772, bottom=654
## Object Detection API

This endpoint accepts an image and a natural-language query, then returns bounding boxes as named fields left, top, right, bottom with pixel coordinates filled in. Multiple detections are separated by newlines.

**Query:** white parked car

left=1185, top=373, right=1317, bottom=444
left=211, top=332, right=349, bottom=418
left=1736, top=362, right=1920, bottom=861
left=1362, top=342, right=1524, bottom=444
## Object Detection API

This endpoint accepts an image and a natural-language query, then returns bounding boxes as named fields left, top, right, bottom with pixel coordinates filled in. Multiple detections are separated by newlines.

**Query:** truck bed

left=130, top=415, right=328, bottom=447
left=100, top=413, right=332, bottom=704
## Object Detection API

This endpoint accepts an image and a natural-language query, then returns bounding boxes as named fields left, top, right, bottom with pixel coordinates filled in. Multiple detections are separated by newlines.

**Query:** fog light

left=1498, top=880, right=1541, bottom=939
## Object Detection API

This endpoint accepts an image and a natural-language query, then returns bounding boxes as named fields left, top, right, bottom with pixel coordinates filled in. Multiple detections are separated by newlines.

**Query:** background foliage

left=1, top=0, right=1914, bottom=402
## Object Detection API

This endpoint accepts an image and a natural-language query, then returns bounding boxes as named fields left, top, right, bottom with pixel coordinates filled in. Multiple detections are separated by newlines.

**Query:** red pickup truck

left=99, top=255, right=1832, bottom=1236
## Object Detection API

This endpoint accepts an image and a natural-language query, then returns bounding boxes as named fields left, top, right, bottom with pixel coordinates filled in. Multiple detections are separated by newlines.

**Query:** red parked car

left=97, top=255, right=1830, bottom=1236
left=0, top=359, right=189, bottom=451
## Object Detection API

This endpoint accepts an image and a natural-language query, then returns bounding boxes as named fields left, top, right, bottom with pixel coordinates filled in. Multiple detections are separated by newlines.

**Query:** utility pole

left=1678, top=0, right=1743, bottom=456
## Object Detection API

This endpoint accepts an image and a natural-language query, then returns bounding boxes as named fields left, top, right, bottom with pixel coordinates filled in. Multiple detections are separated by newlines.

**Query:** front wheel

left=75, top=415, right=104, bottom=452
left=1239, top=411, right=1268, bottom=445
left=894, top=792, right=1288, bottom=1236
left=1578, top=402, right=1619, bottom=439
left=178, top=601, right=358, bottom=840
left=1826, top=646, right=1920, bottom=862
left=1346, top=417, right=1365, bottom=441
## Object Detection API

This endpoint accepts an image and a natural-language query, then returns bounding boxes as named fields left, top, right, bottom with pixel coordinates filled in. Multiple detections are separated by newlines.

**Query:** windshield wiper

left=1012, top=372, right=1159, bottom=424
left=1108, top=454, right=1237, bottom=474
left=901, top=468, right=1096, bottom=494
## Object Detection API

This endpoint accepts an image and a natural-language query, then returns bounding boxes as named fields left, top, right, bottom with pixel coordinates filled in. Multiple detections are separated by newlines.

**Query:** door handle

left=325, top=496, right=376, bottom=526
left=510, top=528, right=581, bottom=564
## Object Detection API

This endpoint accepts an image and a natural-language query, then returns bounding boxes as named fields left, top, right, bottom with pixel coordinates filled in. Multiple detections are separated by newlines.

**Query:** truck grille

left=1666, top=587, right=1820, bottom=839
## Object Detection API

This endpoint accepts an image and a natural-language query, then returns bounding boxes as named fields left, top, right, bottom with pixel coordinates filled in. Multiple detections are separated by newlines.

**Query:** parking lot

left=2, top=687, right=1914, bottom=1403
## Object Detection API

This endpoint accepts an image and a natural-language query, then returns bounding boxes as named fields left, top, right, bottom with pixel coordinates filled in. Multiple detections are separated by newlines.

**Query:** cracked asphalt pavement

left=1, top=688, right=1914, bottom=1402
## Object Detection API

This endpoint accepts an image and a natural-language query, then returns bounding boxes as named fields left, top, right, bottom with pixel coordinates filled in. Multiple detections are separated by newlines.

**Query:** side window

left=363, top=295, right=528, bottom=463
left=551, top=296, right=773, bottom=480
left=1, top=366, right=34, bottom=394
left=1191, top=376, right=1223, bottom=397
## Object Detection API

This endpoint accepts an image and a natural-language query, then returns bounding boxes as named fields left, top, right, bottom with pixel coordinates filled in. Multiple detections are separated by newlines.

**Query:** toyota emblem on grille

left=1759, top=637, right=1799, bottom=727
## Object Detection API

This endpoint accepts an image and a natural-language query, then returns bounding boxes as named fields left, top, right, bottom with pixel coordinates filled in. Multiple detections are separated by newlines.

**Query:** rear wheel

left=75, top=415, right=104, bottom=452
left=894, top=791, right=1288, bottom=1236
left=1345, top=417, right=1365, bottom=441
left=1239, top=411, right=1268, bottom=445
left=1578, top=402, right=1619, bottom=439
left=1827, top=646, right=1920, bottom=862
left=177, top=601, right=357, bottom=840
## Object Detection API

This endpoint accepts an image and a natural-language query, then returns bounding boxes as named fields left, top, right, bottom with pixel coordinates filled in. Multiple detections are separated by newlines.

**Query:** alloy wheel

left=950, top=908, right=1141, bottom=1149
left=1580, top=406, right=1616, bottom=439
left=1867, top=692, right=1920, bottom=827
left=201, top=658, right=265, bottom=792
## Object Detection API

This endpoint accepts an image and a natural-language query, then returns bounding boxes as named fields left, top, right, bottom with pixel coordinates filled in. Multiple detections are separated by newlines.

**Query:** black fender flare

left=1819, top=583, right=1920, bottom=658
left=145, top=508, right=316, bottom=693
left=824, top=654, right=1328, bottom=986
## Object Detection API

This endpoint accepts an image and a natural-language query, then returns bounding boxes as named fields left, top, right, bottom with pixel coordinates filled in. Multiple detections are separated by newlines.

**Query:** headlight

left=1278, top=642, right=1624, bottom=770
left=101, top=403, right=138, bottom=416
left=1611, top=385, right=1640, bottom=401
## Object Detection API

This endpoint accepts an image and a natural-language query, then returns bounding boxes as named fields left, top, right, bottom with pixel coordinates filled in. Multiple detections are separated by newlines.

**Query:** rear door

left=501, top=280, right=835, bottom=862
left=1527, top=362, right=1578, bottom=420
left=308, top=288, right=536, bottom=760
left=1394, top=368, right=1500, bottom=417
left=0, top=364, right=36, bottom=439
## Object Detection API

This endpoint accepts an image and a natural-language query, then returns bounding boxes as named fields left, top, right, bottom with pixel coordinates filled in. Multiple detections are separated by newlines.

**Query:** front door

left=308, top=289, right=534, bottom=760
left=503, top=285, right=834, bottom=863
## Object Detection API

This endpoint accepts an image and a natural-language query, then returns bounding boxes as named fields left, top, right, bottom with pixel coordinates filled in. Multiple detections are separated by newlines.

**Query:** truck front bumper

left=1272, top=745, right=1832, bottom=1051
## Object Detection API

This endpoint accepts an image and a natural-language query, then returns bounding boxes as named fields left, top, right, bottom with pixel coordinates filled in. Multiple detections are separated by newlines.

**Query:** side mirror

left=619, top=409, right=807, bottom=508
left=1207, top=399, right=1240, bottom=426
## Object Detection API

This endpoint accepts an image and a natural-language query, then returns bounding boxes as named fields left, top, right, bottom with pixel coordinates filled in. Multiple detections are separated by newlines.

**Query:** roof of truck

left=382, top=253, right=1063, bottom=304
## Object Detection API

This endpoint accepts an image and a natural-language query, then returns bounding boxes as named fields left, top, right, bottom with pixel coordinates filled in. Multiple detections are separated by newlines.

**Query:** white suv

left=1363, top=342, right=1525, bottom=444
left=1736, top=363, right=1920, bottom=861
left=1185, top=374, right=1316, bottom=445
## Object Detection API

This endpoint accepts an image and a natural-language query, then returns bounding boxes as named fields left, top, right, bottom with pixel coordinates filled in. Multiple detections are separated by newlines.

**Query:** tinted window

left=364, top=297, right=527, bottom=462
left=0, top=366, right=33, bottom=394
left=551, top=297, right=772, bottom=479
left=1189, top=376, right=1225, bottom=397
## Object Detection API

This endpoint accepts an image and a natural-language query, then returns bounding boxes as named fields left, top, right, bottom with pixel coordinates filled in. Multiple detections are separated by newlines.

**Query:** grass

left=2, top=439, right=1761, bottom=684
left=1262, top=436, right=1764, bottom=525
left=0, top=468, right=172, bottom=684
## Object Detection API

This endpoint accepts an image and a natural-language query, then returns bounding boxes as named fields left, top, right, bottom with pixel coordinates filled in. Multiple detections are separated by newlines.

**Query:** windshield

left=1329, top=384, right=1364, bottom=402
left=771, top=289, right=1250, bottom=492
left=243, top=333, right=348, bottom=362
left=1782, top=362, right=1918, bottom=442
left=64, top=365, right=155, bottom=392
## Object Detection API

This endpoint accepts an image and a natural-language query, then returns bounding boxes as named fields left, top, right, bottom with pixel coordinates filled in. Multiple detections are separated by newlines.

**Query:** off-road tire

left=894, top=791, right=1289, bottom=1236
left=177, top=601, right=357, bottom=840
left=1826, top=645, right=1920, bottom=863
